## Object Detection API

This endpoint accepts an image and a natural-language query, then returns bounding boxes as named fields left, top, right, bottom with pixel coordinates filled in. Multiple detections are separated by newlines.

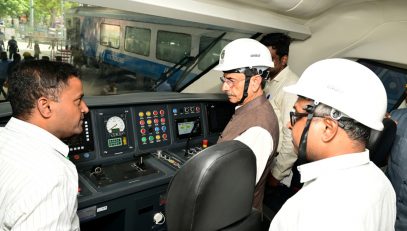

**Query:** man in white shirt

left=0, top=60, right=89, bottom=230
left=260, top=33, right=299, bottom=188
left=214, top=38, right=279, bottom=210
left=269, top=58, right=396, bottom=231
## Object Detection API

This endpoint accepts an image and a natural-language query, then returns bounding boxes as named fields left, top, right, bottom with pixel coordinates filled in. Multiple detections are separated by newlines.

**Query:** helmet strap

left=298, top=101, right=319, bottom=164
left=237, top=68, right=257, bottom=105
left=238, top=77, right=251, bottom=105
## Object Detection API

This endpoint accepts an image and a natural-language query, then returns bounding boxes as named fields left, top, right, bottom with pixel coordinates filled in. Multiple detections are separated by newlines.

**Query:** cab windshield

left=0, top=2, right=253, bottom=100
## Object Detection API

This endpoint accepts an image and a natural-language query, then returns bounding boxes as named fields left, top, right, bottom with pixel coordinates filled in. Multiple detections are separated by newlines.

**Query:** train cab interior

left=0, top=0, right=407, bottom=230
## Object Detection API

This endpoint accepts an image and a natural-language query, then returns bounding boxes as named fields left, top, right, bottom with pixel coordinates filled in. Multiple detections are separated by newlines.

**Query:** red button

left=202, top=139, right=208, bottom=148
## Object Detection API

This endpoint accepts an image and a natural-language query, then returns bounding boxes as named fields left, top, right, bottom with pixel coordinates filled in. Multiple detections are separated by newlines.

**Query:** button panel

left=66, top=113, right=95, bottom=163
left=135, top=106, right=170, bottom=149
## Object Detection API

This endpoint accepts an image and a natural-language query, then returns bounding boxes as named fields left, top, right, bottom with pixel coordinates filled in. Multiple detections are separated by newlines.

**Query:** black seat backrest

left=367, top=118, right=397, bottom=167
left=165, top=140, right=258, bottom=231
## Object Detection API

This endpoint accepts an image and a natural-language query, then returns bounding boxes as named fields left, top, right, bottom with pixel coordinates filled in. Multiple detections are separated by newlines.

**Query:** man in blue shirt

left=387, top=106, right=407, bottom=231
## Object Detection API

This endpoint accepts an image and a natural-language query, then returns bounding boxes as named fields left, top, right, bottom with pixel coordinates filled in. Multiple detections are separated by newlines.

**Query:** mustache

left=225, top=92, right=236, bottom=97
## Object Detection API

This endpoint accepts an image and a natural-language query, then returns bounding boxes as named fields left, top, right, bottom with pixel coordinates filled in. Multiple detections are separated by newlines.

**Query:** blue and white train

left=65, top=6, right=252, bottom=92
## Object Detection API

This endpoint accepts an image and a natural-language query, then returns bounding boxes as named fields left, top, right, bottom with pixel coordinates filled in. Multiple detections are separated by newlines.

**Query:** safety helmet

left=214, top=38, right=274, bottom=71
left=284, top=58, right=387, bottom=131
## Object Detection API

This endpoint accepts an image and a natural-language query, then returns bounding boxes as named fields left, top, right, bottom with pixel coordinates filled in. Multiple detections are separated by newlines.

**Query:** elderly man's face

left=221, top=72, right=246, bottom=104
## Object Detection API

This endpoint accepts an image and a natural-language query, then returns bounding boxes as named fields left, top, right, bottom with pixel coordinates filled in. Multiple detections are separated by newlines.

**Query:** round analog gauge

left=106, top=116, right=126, bottom=133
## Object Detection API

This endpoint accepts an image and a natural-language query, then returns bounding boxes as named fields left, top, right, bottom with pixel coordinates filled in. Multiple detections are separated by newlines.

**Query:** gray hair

left=313, top=103, right=370, bottom=145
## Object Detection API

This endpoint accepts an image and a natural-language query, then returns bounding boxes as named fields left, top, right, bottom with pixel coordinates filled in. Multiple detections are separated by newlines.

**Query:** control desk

left=0, top=92, right=235, bottom=231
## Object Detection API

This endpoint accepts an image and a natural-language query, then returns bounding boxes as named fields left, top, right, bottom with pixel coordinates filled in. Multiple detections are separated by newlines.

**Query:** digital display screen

left=175, top=117, right=201, bottom=140
left=108, top=137, right=125, bottom=148
left=177, top=121, right=195, bottom=135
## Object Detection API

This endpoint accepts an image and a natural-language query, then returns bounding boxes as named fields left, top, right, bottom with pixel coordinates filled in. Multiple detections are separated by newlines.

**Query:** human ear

left=251, top=75, right=261, bottom=92
left=37, top=97, right=52, bottom=118
left=321, top=118, right=338, bottom=143
left=281, top=55, right=288, bottom=67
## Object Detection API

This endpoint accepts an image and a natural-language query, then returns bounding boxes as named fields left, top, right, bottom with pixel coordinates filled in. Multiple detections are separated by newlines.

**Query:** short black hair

left=8, top=60, right=80, bottom=119
left=260, top=33, right=292, bottom=57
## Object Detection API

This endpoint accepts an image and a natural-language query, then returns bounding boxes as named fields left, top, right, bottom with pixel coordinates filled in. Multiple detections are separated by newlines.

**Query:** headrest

left=367, top=118, right=397, bottom=167
left=166, top=140, right=256, bottom=231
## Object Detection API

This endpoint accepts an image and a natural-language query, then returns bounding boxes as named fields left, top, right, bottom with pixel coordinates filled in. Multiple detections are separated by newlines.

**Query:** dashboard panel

left=0, top=92, right=235, bottom=231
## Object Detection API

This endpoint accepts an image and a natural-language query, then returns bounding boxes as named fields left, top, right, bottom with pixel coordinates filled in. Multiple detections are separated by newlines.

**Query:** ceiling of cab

left=216, top=0, right=370, bottom=19
left=74, top=0, right=376, bottom=40
left=75, top=0, right=311, bottom=40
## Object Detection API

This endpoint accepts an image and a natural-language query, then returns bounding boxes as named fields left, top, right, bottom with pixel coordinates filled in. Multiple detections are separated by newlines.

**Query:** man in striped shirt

left=0, top=60, right=89, bottom=230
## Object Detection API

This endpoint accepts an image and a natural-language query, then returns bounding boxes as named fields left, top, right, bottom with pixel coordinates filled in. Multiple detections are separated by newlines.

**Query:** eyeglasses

left=290, top=111, right=327, bottom=126
left=290, top=111, right=309, bottom=126
left=290, top=111, right=332, bottom=127
left=219, top=76, right=243, bottom=87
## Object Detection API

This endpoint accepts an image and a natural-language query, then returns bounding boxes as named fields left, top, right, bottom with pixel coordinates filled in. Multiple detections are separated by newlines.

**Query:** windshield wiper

left=152, top=55, right=196, bottom=91
left=153, top=32, right=226, bottom=91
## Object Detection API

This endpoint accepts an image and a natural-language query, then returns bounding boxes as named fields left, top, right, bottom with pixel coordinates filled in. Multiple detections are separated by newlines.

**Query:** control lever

left=185, top=119, right=200, bottom=156
left=132, top=156, right=146, bottom=172
left=136, top=156, right=144, bottom=167
left=184, top=138, right=191, bottom=156
left=156, top=150, right=163, bottom=158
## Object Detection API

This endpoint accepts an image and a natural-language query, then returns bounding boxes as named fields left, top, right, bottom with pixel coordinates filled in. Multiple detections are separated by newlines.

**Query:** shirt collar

left=270, top=66, right=289, bottom=83
left=6, top=117, right=70, bottom=157
left=298, top=150, right=370, bottom=183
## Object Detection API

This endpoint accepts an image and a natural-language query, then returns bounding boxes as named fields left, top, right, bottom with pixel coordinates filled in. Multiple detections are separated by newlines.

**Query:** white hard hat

left=214, top=38, right=274, bottom=71
left=284, top=58, right=387, bottom=131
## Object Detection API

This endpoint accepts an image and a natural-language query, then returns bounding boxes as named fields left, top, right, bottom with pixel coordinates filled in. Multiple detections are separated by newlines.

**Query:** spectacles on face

left=290, top=111, right=333, bottom=127
left=290, top=111, right=309, bottom=127
left=219, top=76, right=243, bottom=87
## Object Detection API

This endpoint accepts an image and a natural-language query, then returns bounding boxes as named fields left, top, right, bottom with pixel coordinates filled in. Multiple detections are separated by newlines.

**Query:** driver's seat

left=165, top=140, right=263, bottom=231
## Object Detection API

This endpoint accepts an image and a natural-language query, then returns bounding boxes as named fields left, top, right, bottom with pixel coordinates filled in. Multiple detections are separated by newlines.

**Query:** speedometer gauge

left=106, top=116, right=125, bottom=134
left=98, top=108, right=134, bottom=156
